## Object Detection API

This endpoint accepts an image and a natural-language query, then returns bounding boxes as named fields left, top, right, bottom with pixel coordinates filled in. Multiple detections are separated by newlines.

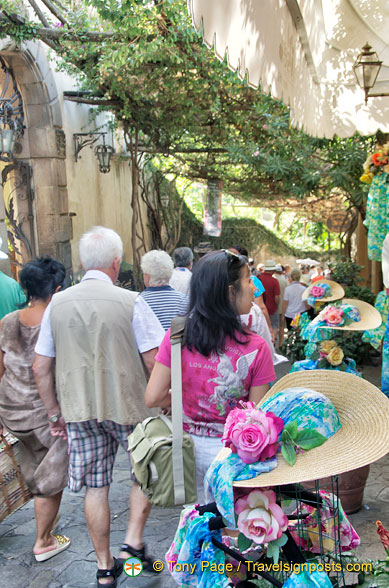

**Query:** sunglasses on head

left=222, top=249, right=248, bottom=272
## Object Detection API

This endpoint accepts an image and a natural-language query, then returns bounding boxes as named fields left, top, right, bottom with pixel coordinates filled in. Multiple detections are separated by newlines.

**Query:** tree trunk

left=124, top=126, right=143, bottom=290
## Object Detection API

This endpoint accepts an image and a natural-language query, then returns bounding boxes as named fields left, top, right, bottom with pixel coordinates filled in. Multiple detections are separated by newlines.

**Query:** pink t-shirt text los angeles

left=155, top=330, right=275, bottom=437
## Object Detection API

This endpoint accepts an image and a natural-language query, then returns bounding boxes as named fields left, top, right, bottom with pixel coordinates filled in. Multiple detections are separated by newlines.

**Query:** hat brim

left=302, top=279, right=344, bottom=302
left=316, top=298, right=381, bottom=331
left=217, top=370, right=389, bottom=488
left=194, top=247, right=213, bottom=253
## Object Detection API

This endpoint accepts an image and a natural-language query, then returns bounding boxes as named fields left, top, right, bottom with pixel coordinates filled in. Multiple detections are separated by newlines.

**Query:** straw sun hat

left=194, top=242, right=214, bottom=254
left=302, top=279, right=344, bottom=302
left=316, top=298, right=382, bottom=332
left=219, top=370, right=389, bottom=488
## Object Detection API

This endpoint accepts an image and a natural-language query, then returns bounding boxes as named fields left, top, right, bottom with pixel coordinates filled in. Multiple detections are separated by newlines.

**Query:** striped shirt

left=140, top=285, right=189, bottom=331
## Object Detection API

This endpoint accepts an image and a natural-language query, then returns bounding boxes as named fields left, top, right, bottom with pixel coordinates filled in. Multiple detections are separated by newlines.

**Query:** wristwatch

left=48, top=413, right=61, bottom=423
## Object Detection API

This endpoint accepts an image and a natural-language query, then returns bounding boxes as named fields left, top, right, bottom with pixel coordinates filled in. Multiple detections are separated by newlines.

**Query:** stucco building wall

left=0, top=38, right=151, bottom=275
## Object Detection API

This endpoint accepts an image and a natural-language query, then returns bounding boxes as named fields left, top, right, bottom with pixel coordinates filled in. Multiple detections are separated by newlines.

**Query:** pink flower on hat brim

left=324, top=306, right=344, bottom=326
left=310, top=286, right=325, bottom=298
left=222, top=402, right=256, bottom=446
left=227, top=409, right=284, bottom=464
left=236, top=489, right=288, bottom=544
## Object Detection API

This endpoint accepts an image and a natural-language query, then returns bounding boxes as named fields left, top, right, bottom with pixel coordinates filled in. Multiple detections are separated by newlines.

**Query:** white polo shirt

left=284, top=281, right=308, bottom=319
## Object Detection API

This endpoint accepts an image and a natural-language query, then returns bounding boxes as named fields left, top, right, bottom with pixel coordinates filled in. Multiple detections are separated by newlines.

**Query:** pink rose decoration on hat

left=310, top=285, right=325, bottom=298
left=235, top=489, right=288, bottom=544
left=222, top=401, right=284, bottom=464
left=323, top=306, right=344, bottom=326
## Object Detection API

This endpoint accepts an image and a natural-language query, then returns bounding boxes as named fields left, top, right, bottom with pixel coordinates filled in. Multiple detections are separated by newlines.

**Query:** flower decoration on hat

left=222, top=401, right=284, bottom=464
left=317, top=304, right=361, bottom=328
left=306, top=283, right=331, bottom=307
left=320, top=341, right=344, bottom=367
left=222, top=399, right=327, bottom=469
left=310, top=285, right=326, bottom=298
left=307, top=340, right=348, bottom=371
left=360, top=142, right=389, bottom=184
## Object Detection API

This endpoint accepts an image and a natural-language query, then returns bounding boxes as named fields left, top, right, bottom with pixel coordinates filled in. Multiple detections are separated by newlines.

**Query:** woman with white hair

left=140, top=250, right=189, bottom=331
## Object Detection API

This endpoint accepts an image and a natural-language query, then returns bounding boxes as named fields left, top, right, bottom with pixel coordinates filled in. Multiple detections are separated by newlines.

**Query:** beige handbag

left=0, top=433, right=32, bottom=522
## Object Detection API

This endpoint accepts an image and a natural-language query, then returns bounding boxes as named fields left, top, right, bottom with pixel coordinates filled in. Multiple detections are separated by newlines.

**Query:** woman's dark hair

left=19, top=256, right=66, bottom=305
left=232, top=244, right=249, bottom=257
left=185, top=250, right=250, bottom=356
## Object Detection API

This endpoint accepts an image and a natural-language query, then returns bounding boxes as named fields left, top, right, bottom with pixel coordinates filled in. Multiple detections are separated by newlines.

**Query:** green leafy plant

left=1, top=0, right=374, bottom=262
left=280, top=328, right=307, bottom=363
left=344, top=284, right=376, bottom=306
left=328, top=258, right=364, bottom=287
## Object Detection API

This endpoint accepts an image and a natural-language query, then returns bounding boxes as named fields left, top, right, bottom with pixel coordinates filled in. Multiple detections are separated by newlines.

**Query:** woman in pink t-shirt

left=145, top=250, right=275, bottom=500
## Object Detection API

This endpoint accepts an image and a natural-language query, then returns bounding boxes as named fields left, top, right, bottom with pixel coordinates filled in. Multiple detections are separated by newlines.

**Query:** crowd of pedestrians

left=0, top=228, right=329, bottom=586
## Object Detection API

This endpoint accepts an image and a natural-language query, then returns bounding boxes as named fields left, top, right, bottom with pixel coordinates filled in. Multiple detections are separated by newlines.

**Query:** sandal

left=118, top=544, right=162, bottom=574
left=96, top=557, right=123, bottom=587
left=34, top=533, right=70, bottom=562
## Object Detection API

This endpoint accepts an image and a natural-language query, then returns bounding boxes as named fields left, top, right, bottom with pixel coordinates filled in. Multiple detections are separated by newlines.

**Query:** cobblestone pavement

left=1, top=361, right=388, bottom=587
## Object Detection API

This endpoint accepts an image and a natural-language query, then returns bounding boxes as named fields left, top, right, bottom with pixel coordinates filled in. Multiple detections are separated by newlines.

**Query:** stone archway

left=0, top=40, right=72, bottom=274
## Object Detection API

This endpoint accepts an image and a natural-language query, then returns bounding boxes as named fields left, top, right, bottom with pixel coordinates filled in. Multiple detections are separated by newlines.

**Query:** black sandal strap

left=120, top=543, right=145, bottom=559
left=120, top=544, right=160, bottom=572
left=96, top=557, right=122, bottom=579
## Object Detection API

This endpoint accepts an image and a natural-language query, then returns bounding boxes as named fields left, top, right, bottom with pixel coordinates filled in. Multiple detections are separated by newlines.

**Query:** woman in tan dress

left=0, top=257, right=70, bottom=561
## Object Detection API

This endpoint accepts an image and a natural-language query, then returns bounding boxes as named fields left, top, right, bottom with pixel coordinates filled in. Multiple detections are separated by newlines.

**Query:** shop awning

left=188, top=0, right=389, bottom=138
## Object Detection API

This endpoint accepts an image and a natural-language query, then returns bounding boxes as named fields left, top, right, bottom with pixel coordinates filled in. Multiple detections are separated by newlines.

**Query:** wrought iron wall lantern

left=0, top=56, right=24, bottom=162
left=73, top=131, right=115, bottom=173
left=353, top=43, right=389, bottom=104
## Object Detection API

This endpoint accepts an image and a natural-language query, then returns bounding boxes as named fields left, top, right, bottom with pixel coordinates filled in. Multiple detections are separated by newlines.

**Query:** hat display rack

left=198, top=477, right=346, bottom=588
left=185, top=370, right=389, bottom=588
left=291, top=281, right=383, bottom=377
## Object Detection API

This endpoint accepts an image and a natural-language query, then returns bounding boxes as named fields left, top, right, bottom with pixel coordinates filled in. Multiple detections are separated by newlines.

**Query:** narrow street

left=1, top=362, right=388, bottom=587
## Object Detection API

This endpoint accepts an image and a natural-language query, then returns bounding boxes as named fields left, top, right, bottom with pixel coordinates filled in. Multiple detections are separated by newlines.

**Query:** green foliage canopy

left=0, top=0, right=374, bottom=213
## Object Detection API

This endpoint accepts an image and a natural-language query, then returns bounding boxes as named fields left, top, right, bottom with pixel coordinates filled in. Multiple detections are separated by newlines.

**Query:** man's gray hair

left=141, top=250, right=174, bottom=286
left=79, top=226, right=123, bottom=271
left=173, top=247, right=193, bottom=268
left=291, top=269, right=301, bottom=281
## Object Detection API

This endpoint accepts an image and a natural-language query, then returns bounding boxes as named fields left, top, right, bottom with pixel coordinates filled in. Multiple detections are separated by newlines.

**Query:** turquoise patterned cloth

left=304, top=341, right=319, bottom=357
left=261, top=388, right=342, bottom=439
left=362, top=290, right=389, bottom=349
left=300, top=319, right=333, bottom=343
left=165, top=510, right=230, bottom=588
left=363, top=172, right=389, bottom=261
left=205, top=388, right=342, bottom=528
left=290, top=358, right=361, bottom=377
left=282, top=570, right=332, bottom=587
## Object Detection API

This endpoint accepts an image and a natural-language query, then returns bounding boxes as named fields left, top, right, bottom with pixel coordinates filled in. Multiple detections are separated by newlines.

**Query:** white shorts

left=190, top=434, right=223, bottom=504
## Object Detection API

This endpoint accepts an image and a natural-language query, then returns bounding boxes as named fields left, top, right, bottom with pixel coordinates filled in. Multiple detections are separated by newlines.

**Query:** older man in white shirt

left=33, top=226, right=165, bottom=587
left=169, top=246, right=193, bottom=295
